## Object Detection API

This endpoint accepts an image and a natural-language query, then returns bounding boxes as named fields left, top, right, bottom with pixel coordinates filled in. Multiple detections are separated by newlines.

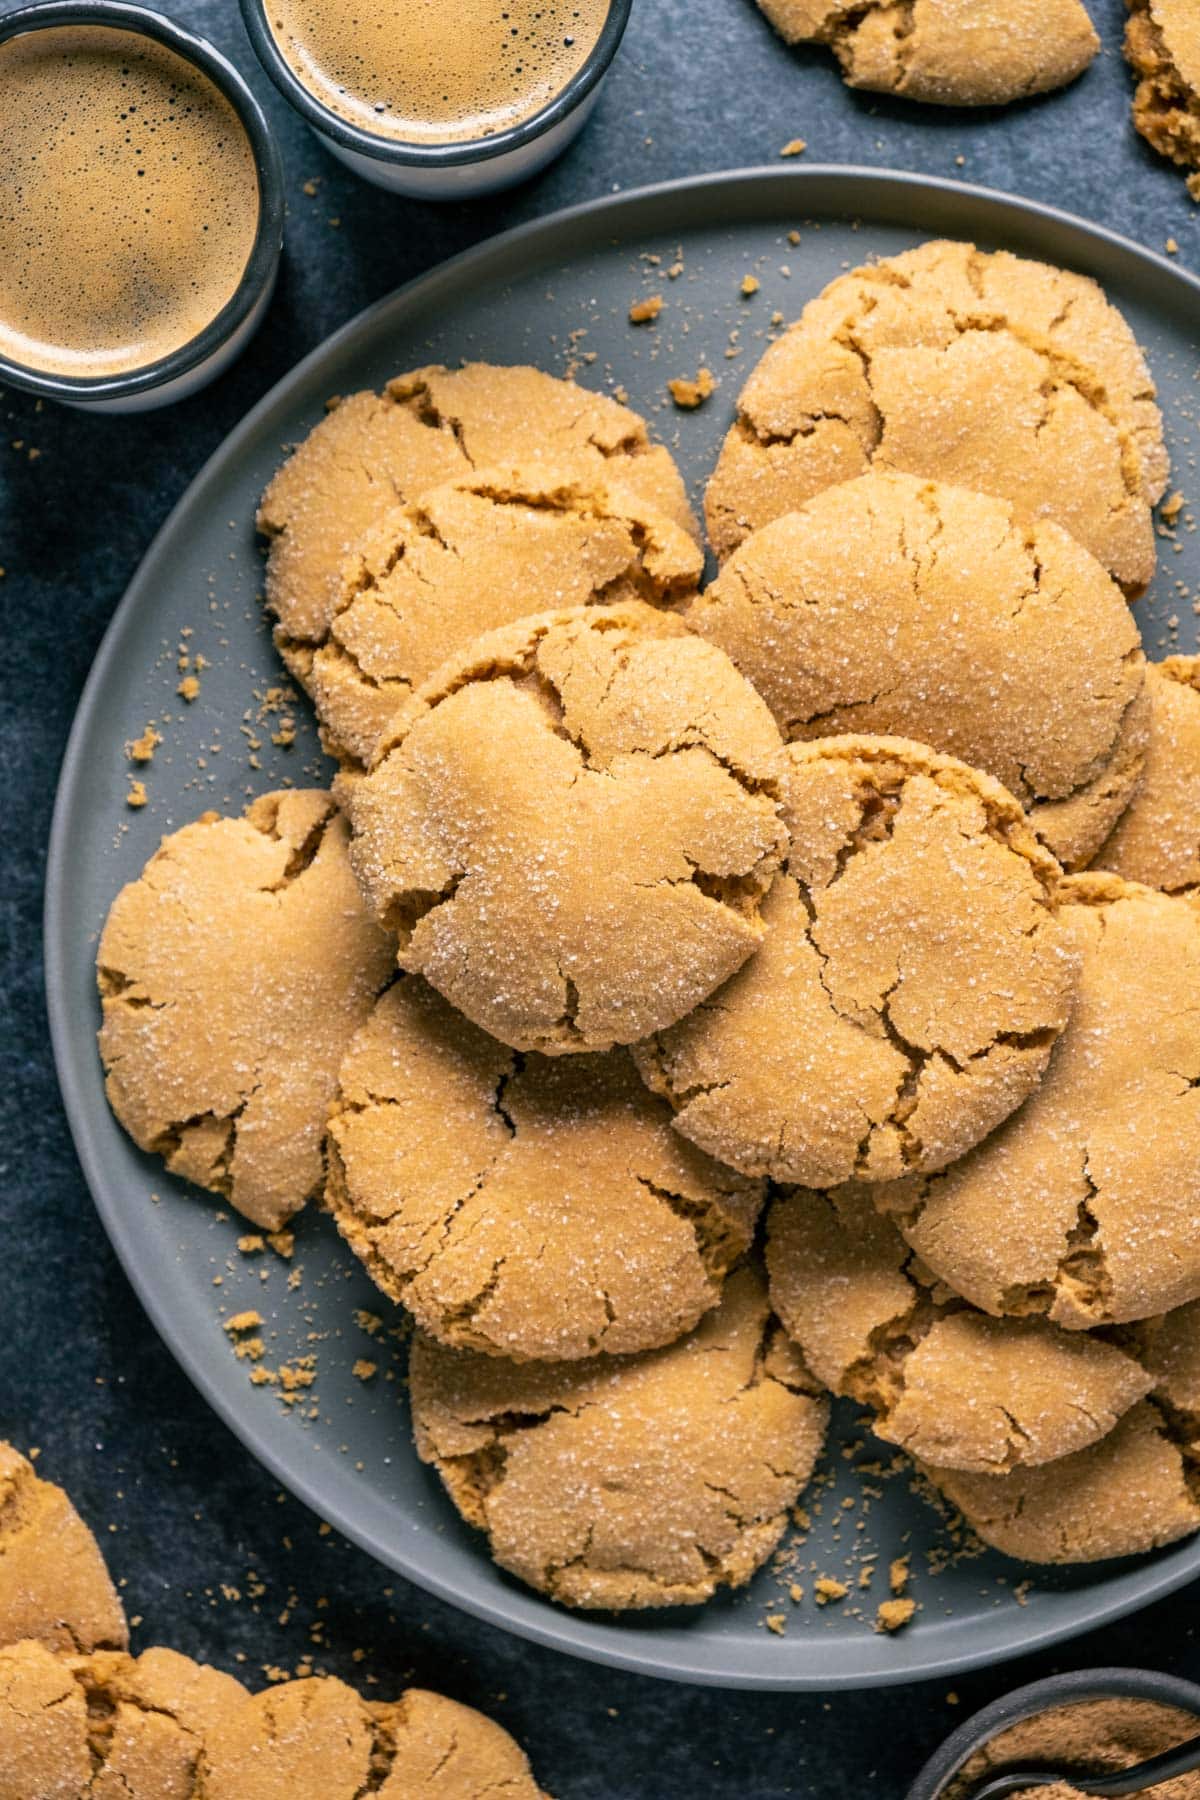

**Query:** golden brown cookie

left=203, top=1676, right=549, bottom=1800
left=882, top=873, right=1200, bottom=1328
left=687, top=470, right=1149, bottom=870
left=344, top=603, right=787, bottom=1054
left=306, top=464, right=703, bottom=768
left=756, top=0, right=1098, bottom=107
left=635, top=737, right=1077, bottom=1187
left=258, top=363, right=697, bottom=654
left=409, top=1265, right=828, bottom=1609
left=326, top=979, right=762, bottom=1360
left=97, top=790, right=394, bottom=1229
left=0, top=1640, right=249, bottom=1800
left=0, top=1445, right=126, bottom=1656
left=705, top=239, right=1166, bottom=593
left=923, top=1401, right=1200, bottom=1563
left=1127, top=0, right=1200, bottom=196
left=766, top=1188, right=1152, bottom=1472
left=1093, top=658, right=1200, bottom=894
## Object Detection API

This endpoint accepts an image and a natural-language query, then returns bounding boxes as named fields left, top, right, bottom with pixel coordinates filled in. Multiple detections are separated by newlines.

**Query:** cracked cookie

left=634, top=736, right=1077, bottom=1187
left=766, top=1187, right=1152, bottom=1473
left=922, top=1399, right=1200, bottom=1563
left=408, top=1265, right=828, bottom=1609
left=755, top=0, right=1098, bottom=107
left=326, top=979, right=762, bottom=1360
left=97, top=790, right=394, bottom=1230
left=881, top=873, right=1200, bottom=1327
left=1127, top=0, right=1200, bottom=198
left=0, top=1640, right=248, bottom=1800
left=705, top=239, right=1166, bottom=594
left=343, top=602, right=787, bottom=1054
left=0, top=1642, right=548, bottom=1800
left=258, top=362, right=698, bottom=660
left=306, top=463, right=703, bottom=769
left=0, top=1445, right=126, bottom=1656
left=1094, top=658, right=1200, bottom=894
left=203, top=1675, right=547, bottom=1800
left=686, top=470, right=1149, bottom=870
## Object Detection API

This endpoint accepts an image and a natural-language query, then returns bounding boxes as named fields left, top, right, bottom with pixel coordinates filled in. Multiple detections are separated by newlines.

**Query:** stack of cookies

left=97, top=241, right=1200, bottom=1617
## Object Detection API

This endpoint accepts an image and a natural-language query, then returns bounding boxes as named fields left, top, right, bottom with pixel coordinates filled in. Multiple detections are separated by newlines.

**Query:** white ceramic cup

left=238, top=0, right=631, bottom=199
left=0, top=1, right=284, bottom=413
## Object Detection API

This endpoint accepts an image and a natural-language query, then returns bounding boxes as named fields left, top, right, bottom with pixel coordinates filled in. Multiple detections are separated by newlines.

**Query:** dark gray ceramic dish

left=44, top=168, right=1200, bottom=1691
left=906, top=1668, right=1200, bottom=1798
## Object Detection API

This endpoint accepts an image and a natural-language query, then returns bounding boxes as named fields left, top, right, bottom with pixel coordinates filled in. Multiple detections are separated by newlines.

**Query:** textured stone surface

left=4, top=0, right=1200, bottom=1793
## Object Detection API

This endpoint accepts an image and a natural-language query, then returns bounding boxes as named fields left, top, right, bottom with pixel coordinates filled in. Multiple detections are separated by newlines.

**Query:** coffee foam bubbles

left=0, top=25, right=260, bottom=379
left=267, top=0, right=609, bottom=145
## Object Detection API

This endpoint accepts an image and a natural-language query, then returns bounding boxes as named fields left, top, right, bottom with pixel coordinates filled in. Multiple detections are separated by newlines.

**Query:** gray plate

left=45, top=168, right=1200, bottom=1691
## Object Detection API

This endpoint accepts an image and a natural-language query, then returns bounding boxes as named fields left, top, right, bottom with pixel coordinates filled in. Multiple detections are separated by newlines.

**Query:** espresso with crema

left=267, top=0, right=610, bottom=145
left=0, top=25, right=260, bottom=380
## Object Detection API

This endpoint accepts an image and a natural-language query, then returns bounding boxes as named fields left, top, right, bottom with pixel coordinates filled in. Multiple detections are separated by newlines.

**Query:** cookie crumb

left=352, top=1359, right=378, bottom=1382
left=126, top=725, right=162, bottom=764
left=876, top=1597, right=916, bottom=1633
left=764, top=1612, right=787, bottom=1635
left=177, top=674, right=200, bottom=702
left=740, top=274, right=761, bottom=297
left=780, top=138, right=807, bottom=157
left=814, top=1576, right=849, bottom=1605
left=125, top=780, right=148, bottom=809
left=889, top=1554, right=911, bottom=1595
left=668, top=368, right=716, bottom=409
left=629, top=294, right=664, bottom=324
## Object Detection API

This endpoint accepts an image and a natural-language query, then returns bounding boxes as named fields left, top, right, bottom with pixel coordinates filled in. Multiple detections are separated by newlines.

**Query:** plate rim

left=44, top=163, right=1200, bottom=1692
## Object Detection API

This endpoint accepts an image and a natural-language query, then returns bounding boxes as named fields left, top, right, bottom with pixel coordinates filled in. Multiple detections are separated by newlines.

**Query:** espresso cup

left=0, top=2, right=284, bottom=412
left=238, top=0, right=632, bottom=199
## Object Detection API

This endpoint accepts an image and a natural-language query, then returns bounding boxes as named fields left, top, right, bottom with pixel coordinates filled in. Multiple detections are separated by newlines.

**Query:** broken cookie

left=258, top=362, right=697, bottom=659
left=755, top=0, right=1098, bottom=108
left=766, top=1187, right=1152, bottom=1472
left=1094, top=658, right=1200, bottom=894
left=97, top=790, right=394, bottom=1229
left=1126, top=0, right=1200, bottom=198
left=343, top=603, right=786, bottom=1054
left=0, top=1445, right=126, bottom=1656
left=326, top=979, right=762, bottom=1360
left=705, top=239, right=1166, bottom=594
left=408, top=1265, right=828, bottom=1609
left=634, top=736, right=1077, bottom=1186
left=306, top=464, right=703, bottom=768
left=882, top=873, right=1200, bottom=1327
left=686, top=470, right=1149, bottom=870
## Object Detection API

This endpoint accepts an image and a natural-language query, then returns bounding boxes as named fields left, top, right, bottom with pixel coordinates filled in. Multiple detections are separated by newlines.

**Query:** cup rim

left=0, top=0, right=284, bottom=402
left=237, top=0, right=632, bottom=168
left=906, top=1667, right=1200, bottom=1800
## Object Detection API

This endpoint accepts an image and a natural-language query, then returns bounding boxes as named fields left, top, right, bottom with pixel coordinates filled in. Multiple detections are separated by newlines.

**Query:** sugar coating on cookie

left=923, top=1401, right=1200, bottom=1564
left=883, top=874, right=1200, bottom=1328
left=705, top=239, right=1166, bottom=592
left=344, top=603, right=787, bottom=1054
left=308, top=464, right=703, bottom=768
left=766, top=1189, right=1151, bottom=1473
left=97, top=790, right=394, bottom=1229
left=0, top=1640, right=250, bottom=1800
left=1094, top=659, right=1200, bottom=894
left=203, top=1672, right=548, bottom=1798
left=756, top=0, right=1098, bottom=107
left=1127, top=0, right=1200, bottom=191
left=0, top=1445, right=127, bottom=1656
left=635, top=736, right=1077, bottom=1188
left=409, top=1265, right=828, bottom=1610
left=327, top=980, right=762, bottom=1360
left=687, top=470, right=1149, bottom=870
left=257, top=362, right=697, bottom=652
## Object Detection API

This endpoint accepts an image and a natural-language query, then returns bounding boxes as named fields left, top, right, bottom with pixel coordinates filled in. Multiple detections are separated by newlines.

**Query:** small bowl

left=238, top=0, right=632, bottom=199
left=907, top=1668, right=1200, bottom=1800
left=0, top=1, right=284, bottom=413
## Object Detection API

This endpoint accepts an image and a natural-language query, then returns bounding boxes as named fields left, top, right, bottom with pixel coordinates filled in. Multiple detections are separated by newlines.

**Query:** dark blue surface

left=3, top=0, right=1199, bottom=1793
